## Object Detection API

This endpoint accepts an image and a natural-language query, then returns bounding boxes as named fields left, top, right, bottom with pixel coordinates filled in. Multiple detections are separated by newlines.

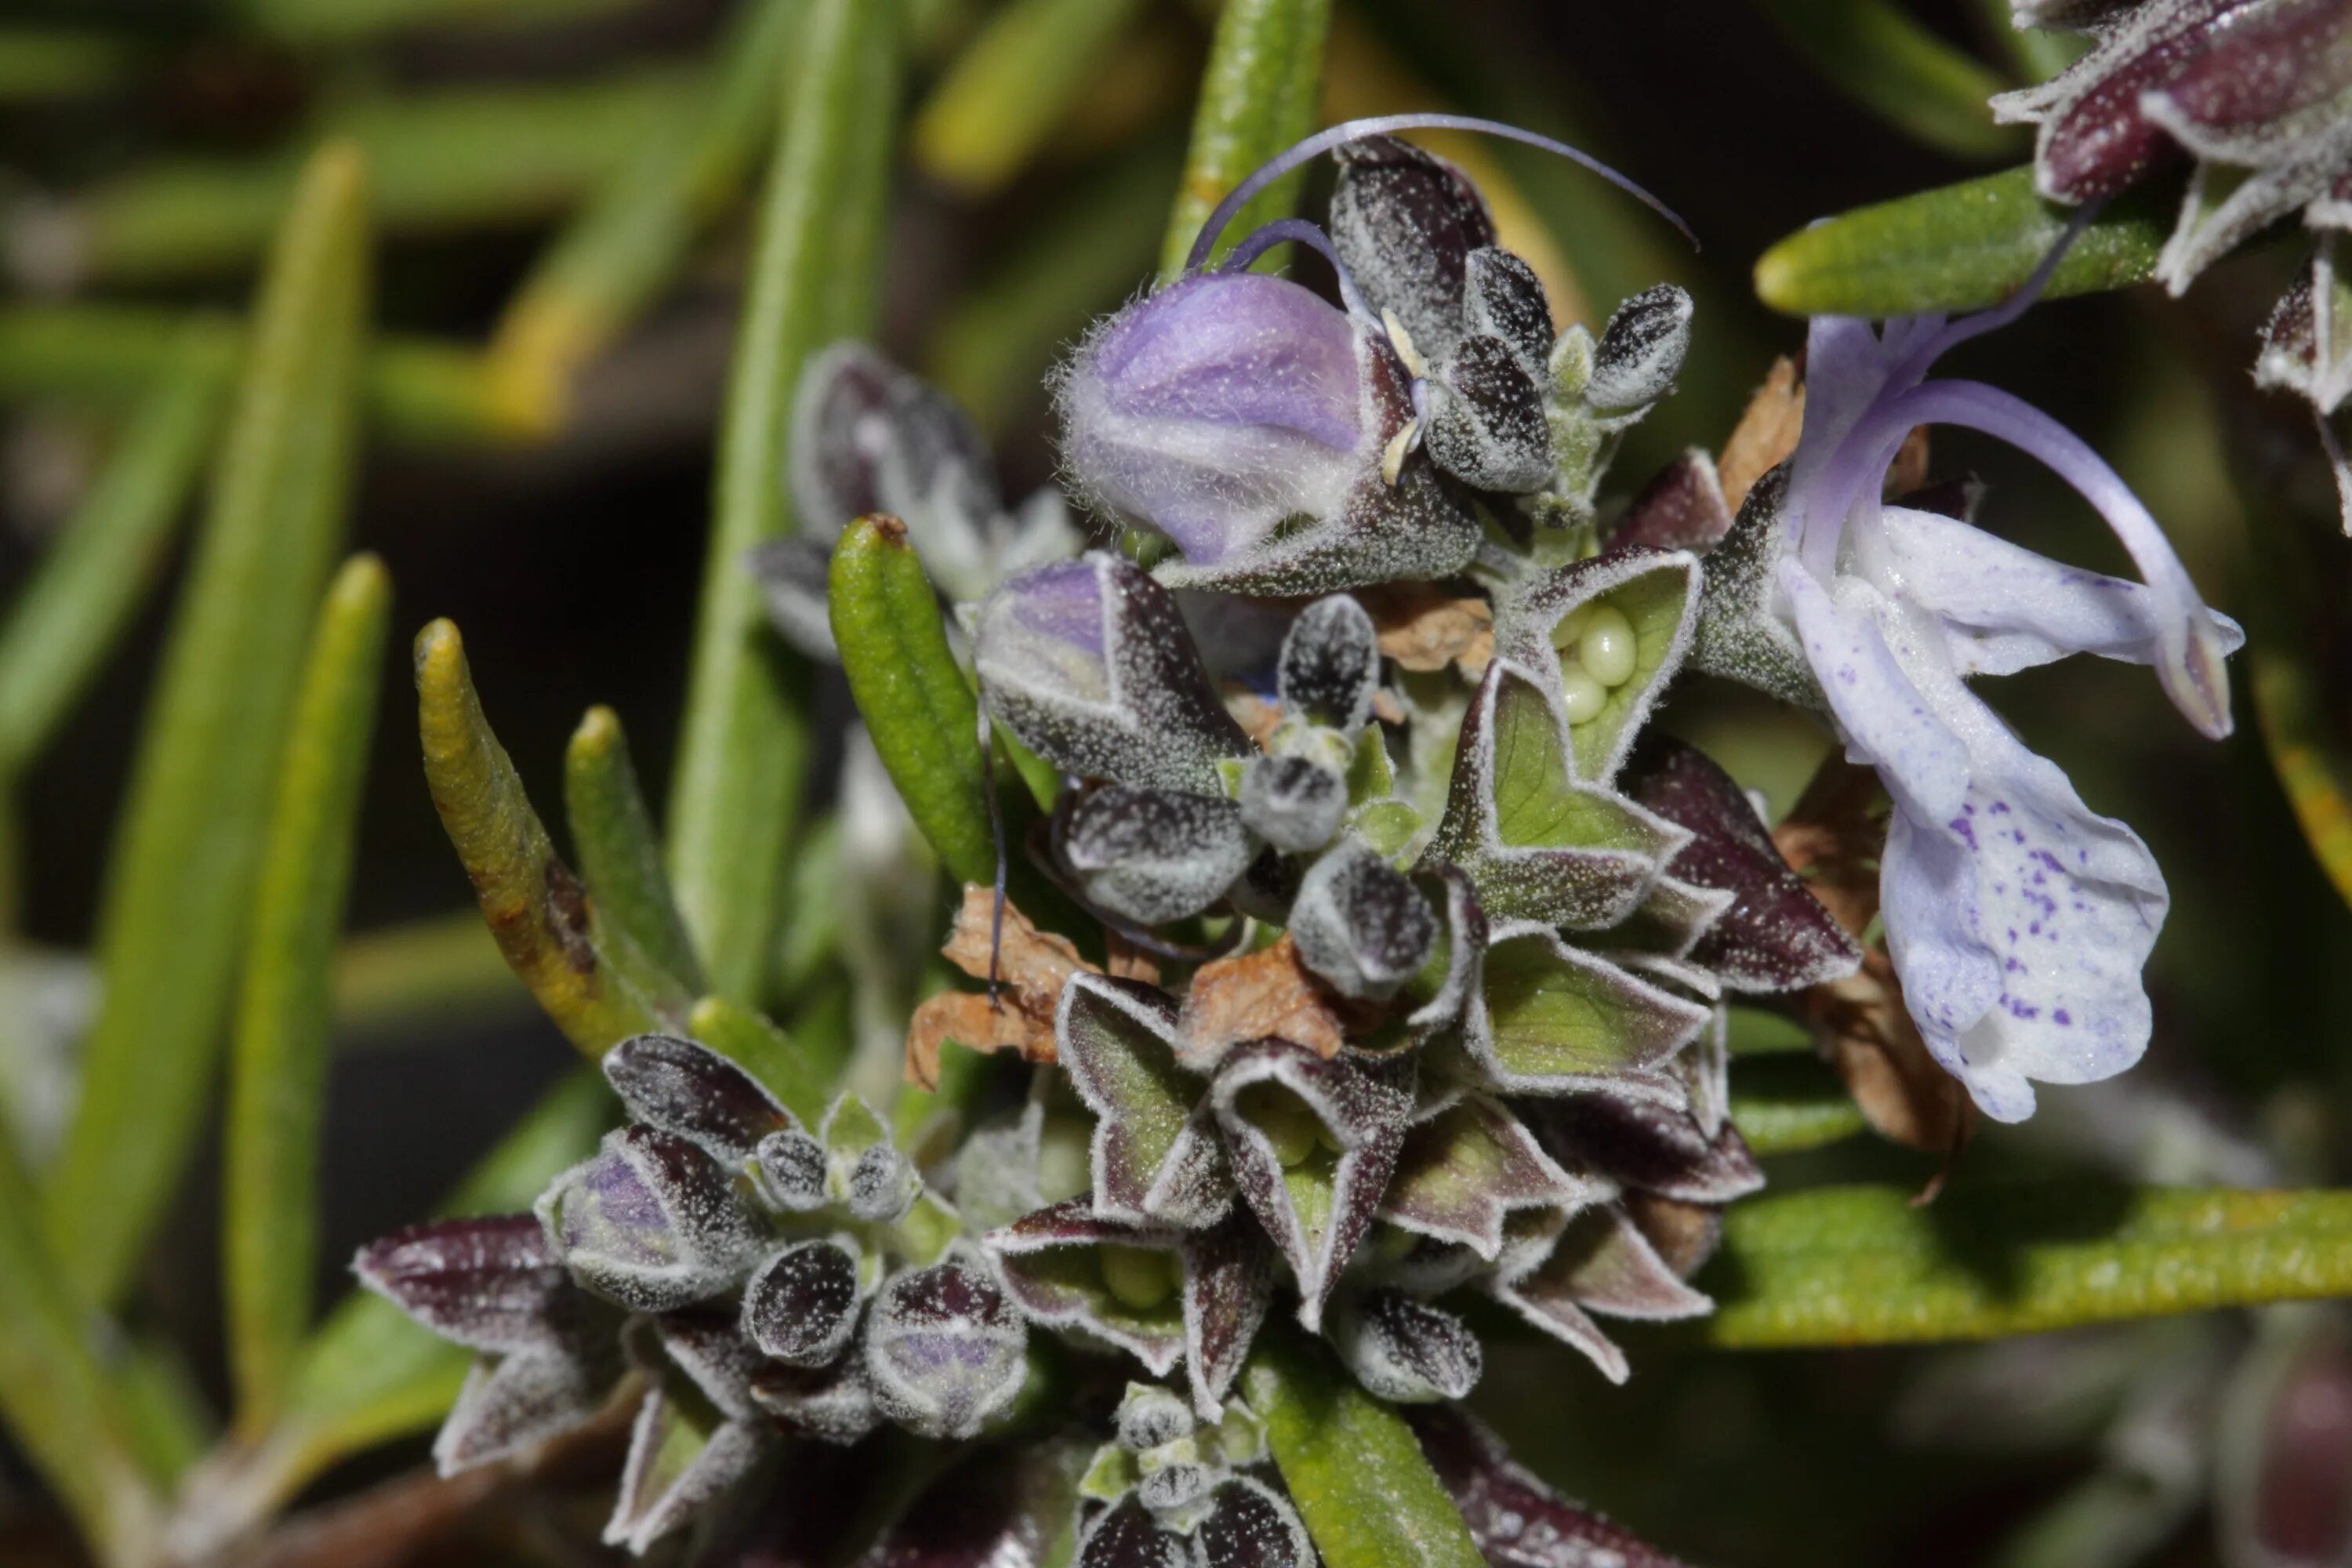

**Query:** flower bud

left=1585, top=285, right=1692, bottom=413
left=1238, top=753, right=1348, bottom=853
left=863, top=1258, right=1030, bottom=1440
left=535, top=1126, right=764, bottom=1313
left=1061, top=272, right=1399, bottom=569
left=1330, top=1289, right=1483, bottom=1403
left=975, top=553, right=1254, bottom=795
left=1063, top=785, right=1255, bottom=925
left=1288, top=839, right=1439, bottom=1002
left=742, top=1238, right=865, bottom=1368
left=1278, top=594, right=1381, bottom=732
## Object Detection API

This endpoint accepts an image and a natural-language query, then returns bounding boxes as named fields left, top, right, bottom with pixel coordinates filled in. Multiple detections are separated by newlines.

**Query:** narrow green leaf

left=0, top=328, right=233, bottom=775
left=1752, top=164, right=2177, bottom=319
left=911, top=0, right=1147, bottom=196
left=0, top=1138, right=162, bottom=1566
left=1727, top=1054, right=1867, bottom=1155
left=416, top=619, right=692, bottom=1054
left=488, top=0, right=804, bottom=416
left=43, top=143, right=372, bottom=1308
left=1242, top=1330, right=1484, bottom=1568
left=688, top=994, right=828, bottom=1127
left=0, top=304, right=550, bottom=446
left=114, top=1338, right=213, bottom=1490
left=1705, top=1184, right=2352, bottom=1347
left=829, top=516, right=995, bottom=887
left=667, top=0, right=903, bottom=1004
left=1160, top=0, right=1334, bottom=276
left=1751, top=0, right=2020, bottom=160
left=252, top=1071, right=612, bottom=1523
left=50, top=72, right=689, bottom=289
left=567, top=705, right=707, bottom=993
left=224, top=555, right=392, bottom=1433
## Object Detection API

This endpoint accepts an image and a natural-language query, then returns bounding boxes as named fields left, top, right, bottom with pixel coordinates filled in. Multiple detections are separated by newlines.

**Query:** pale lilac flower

left=1737, top=252, right=2243, bottom=1122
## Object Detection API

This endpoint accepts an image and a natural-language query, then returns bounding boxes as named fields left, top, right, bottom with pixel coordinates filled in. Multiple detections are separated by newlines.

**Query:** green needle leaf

left=1705, top=1184, right=2352, bottom=1347
left=42, top=142, right=372, bottom=1309
left=0, top=1137, right=163, bottom=1567
left=829, top=515, right=995, bottom=888
left=1243, top=1330, right=1485, bottom=1568
left=912, top=0, right=1147, bottom=197
left=667, top=0, right=903, bottom=1004
left=567, top=705, right=708, bottom=993
left=1752, top=165, right=2177, bottom=319
left=0, top=303, right=551, bottom=447
left=488, top=0, right=804, bottom=417
left=0, top=326, right=234, bottom=776
left=1161, top=0, right=1334, bottom=277
left=1750, top=0, right=2021, bottom=161
left=416, top=619, right=694, bottom=1054
left=224, top=554, right=392, bottom=1434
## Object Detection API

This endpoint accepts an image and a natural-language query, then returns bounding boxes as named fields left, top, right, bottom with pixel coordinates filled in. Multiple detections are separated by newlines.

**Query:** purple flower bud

left=1061, top=272, right=1403, bottom=568
left=863, top=1258, right=1030, bottom=1439
left=742, top=1238, right=866, bottom=1367
left=975, top=553, right=1253, bottom=794
left=1330, top=1289, right=1483, bottom=1403
left=1062, top=785, right=1255, bottom=926
left=535, top=1126, right=764, bottom=1313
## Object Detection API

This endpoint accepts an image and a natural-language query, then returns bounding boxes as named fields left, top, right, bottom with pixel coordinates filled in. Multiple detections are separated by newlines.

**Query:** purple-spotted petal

left=1879, top=684, right=2169, bottom=1124
left=1209, top=1041, right=1416, bottom=1330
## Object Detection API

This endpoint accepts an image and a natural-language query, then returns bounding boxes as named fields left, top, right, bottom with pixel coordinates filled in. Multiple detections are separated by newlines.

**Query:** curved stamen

left=1214, top=216, right=1376, bottom=319
left=1182, top=112, right=1696, bottom=275
left=1886, top=376, right=2234, bottom=739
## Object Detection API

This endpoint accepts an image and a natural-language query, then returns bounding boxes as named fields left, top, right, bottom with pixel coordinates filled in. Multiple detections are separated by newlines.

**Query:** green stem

left=224, top=556, right=392, bottom=1434
left=42, top=143, right=372, bottom=1309
left=666, top=0, right=903, bottom=1004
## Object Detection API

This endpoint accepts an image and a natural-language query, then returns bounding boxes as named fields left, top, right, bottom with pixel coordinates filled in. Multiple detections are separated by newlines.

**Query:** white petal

left=1879, top=692, right=2168, bottom=1124
left=1882, top=507, right=2247, bottom=677
left=1777, top=560, right=1970, bottom=824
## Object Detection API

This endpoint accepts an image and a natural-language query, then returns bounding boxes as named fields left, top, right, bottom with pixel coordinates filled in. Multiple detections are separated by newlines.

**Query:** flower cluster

left=358, top=1034, right=1026, bottom=1552
left=1994, top=0, right=2352, bottom=518
left=356, top=110, right=2242, bottom=1563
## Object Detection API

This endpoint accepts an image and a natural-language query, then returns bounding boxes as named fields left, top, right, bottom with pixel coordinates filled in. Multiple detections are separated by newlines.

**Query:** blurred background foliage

left=1, top=0, right=2350, bottom=1564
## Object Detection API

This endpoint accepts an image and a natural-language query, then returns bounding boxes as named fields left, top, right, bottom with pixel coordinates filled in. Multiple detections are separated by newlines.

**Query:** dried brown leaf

left=1718, top=357, right=1805, bottom=512
left=1359, top=582, right=1494, bottom=676
left=908, top=885, right=1097, bottom=1087
left=1180, top=935, right=1354, bottom=1063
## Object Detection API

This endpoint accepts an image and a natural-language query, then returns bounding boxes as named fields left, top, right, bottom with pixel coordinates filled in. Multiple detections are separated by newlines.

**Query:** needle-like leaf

left=225, top=554, right=392, bottom=1433
left=1160, top=0, right=1334, bottom=276
left=42, top=142, right=371, bottom=1308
